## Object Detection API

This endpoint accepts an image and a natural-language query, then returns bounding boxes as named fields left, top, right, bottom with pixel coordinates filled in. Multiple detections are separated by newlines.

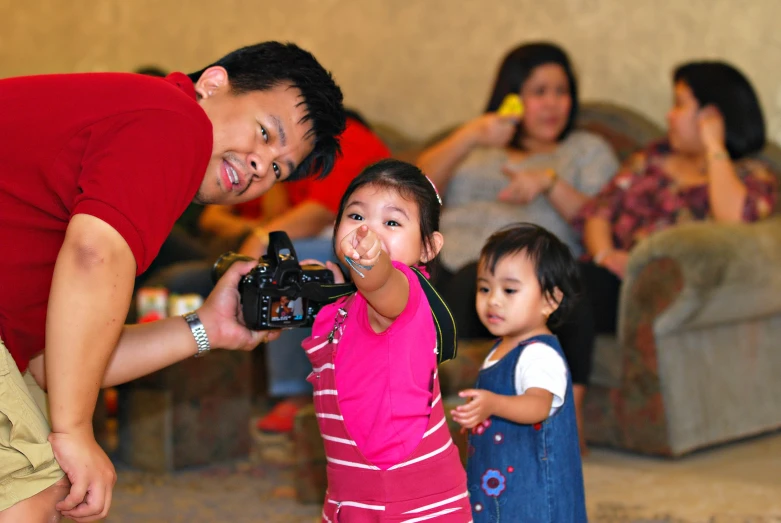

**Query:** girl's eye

left=260, top=126, right=269, bottom=143
left=347, top=213, right=363, bottom=221
left=504, top=288, right=518, bottom=295
left=477, top=286, right=489, bottom=294
left=386, top=220, right=400, bottom=227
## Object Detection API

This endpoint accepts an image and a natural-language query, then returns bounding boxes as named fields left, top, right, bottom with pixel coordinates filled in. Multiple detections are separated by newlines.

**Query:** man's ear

left=194, top=66, right=230, bottom=100
left=420, top=231, right=444, bottom=264
left=543, top=287, right=564, bottom=317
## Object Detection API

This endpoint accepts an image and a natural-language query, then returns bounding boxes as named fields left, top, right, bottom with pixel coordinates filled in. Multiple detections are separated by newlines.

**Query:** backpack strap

left=410, top=266, right=458, bottom=365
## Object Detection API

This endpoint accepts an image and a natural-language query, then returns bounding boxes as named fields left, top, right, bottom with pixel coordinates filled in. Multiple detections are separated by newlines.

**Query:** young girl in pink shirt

left=301, top=159, right=471, bottom=522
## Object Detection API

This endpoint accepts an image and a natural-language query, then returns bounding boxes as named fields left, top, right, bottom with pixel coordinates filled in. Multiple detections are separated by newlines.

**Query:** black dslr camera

left=212, top=231, right=351, bottom=330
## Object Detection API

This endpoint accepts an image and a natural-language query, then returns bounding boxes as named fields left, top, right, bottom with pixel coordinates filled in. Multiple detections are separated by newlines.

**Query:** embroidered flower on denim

left=472, top=418, right=492, bottom=435
left=481, top=469, right=506, bottom=497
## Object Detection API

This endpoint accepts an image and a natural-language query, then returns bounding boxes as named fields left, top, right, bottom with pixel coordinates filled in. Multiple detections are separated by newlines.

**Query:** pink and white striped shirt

left=302, top=262, right=471, bottom=522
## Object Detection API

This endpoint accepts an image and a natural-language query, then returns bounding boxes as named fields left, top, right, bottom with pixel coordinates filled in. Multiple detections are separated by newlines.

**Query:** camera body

left=213, top=232, right=343, bottom=330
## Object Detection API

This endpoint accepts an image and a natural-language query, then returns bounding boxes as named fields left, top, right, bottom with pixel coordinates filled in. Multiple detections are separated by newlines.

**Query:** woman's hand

left=596, top=249, right=630, bottom=279
left=464, top=113, right=520, bottom=148
left=497, top=166, right=555, bottom=204
left=698, top=105, right=727, bottom=154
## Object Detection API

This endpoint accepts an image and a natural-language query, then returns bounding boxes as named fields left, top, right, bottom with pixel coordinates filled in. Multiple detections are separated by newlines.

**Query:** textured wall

left=2, top=0, right=781, bottom=143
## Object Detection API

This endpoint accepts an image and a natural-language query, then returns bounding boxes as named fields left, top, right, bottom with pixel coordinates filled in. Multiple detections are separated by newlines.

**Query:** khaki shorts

left=0, top=338, right=65, bottom=511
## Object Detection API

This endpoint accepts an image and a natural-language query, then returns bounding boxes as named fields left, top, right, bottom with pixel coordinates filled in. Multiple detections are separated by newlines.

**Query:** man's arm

left=198, top=204, right=258, bottom=238
left=239, top=201, right=335, bottom=258
left=46, top=213, right=135, bottom=521
left=99, top=259, right=277, bottom=388
left=47, top=213, right=135, bottom=434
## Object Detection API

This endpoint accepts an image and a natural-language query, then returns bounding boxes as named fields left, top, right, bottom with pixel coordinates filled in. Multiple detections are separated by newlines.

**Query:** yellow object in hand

left=498, top=94, right=524, bottom=118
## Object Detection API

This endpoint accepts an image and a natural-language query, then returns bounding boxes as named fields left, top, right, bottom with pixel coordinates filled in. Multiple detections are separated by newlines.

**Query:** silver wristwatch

left=183, top=312, right=210, bottom=358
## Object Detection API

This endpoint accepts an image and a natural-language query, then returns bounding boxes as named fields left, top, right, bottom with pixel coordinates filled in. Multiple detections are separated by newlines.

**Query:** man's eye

left=272, top=163, right=281, bottom=179
left=347, top=213, right=363, bottom=221
left=260, top=126, right=269, bottom=143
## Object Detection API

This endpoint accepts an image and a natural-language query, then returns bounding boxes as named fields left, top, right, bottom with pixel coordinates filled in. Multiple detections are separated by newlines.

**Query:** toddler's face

left=476, top=252, right=556, bottom=341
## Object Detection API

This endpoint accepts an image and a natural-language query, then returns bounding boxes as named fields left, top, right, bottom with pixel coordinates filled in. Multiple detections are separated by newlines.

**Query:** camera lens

left=212, top=252, right=256, bottom=284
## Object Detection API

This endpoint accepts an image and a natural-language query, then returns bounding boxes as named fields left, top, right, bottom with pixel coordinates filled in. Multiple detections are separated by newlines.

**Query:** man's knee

left=0, top=477, right=70, bottom=523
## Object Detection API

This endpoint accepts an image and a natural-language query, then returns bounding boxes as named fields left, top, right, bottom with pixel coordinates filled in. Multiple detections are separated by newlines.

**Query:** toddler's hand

left=340, top=225, right=382, bottom=266
left=451, top=389, right=496, bottom=430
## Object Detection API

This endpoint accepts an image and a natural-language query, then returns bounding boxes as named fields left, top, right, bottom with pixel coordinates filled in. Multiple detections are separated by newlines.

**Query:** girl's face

left=335, top=184, right=437, bottom=267
left=519, top=63, right=572, bottom=144
left=476, top=251, right=559, bottom=342
left=666, top=81, right=704, bottom=154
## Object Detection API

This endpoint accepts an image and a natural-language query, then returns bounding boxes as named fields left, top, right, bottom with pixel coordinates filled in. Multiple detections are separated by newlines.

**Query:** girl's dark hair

left=479, top=223, right=580, bottom=328
left=674, top=61, right=765, bottom=159
left=189, top=41, right=345, bottom=181
left=484, top=42, right=579, bottom=147
left=333, top=159, right=441, bottom=268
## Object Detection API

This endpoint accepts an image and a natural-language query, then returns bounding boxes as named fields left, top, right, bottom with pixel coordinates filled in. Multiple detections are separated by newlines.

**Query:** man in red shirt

left=0, top=42, right=345, bottom=522
left=217, top=112, right=392, bottom=432
left=139, top=112, right=391, bottom=431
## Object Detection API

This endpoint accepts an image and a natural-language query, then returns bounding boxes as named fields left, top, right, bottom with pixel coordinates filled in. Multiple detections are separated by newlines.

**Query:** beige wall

left=3, top=0, right=781, bottom=143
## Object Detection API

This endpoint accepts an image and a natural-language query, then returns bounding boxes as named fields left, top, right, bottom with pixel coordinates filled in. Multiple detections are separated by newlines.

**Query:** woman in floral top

left=573, top=61, right=777, bottom=391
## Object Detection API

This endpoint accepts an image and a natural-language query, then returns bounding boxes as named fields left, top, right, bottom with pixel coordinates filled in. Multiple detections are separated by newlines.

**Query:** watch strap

left=184, top=311, right=210, bottom=358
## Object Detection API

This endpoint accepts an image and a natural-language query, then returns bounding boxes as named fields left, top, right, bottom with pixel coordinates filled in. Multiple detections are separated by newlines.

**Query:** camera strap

left=410, top=266, right=458, bottom=365
left=316, top=269, right=458, bottom=365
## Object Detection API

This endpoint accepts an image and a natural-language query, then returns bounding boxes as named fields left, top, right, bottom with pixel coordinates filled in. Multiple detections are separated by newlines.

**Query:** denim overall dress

left=466, top=334, right=586, bottom=522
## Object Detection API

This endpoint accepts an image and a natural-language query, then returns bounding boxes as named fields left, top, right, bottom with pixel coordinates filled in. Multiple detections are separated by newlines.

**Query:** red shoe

left=256, top=400, right=302, bottom=433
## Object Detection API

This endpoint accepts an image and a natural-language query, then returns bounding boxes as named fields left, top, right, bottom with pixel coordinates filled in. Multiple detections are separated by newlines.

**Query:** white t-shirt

left=483, top=342, right=568, bottom=416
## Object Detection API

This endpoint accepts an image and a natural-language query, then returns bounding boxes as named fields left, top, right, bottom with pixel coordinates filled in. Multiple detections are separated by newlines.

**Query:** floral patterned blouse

left=574, top=141, right=778, bottom=252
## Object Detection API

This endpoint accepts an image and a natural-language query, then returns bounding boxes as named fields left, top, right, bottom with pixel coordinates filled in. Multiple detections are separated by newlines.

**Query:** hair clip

left=424, top=175, right=443, bottom=206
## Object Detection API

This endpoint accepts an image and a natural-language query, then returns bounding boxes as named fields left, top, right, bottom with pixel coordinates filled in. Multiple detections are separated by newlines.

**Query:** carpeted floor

left=96, top=431, right=781, bottom=522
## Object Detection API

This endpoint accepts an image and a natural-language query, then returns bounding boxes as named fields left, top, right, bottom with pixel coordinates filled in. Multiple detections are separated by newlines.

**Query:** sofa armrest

left=620, top=215, right=781, bottom=339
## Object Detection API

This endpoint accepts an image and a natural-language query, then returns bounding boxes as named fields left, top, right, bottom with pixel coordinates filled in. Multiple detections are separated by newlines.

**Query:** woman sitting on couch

left=573, top=61, right=778, bottom=385
left=417, top=42, right=618, bottom=453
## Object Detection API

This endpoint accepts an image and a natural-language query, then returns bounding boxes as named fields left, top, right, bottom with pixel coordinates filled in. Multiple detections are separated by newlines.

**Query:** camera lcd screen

left=270, top=297, right=306, bottom=324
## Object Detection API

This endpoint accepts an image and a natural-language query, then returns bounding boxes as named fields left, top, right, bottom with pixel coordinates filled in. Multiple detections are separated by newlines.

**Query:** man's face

left=193, top=67, right=315, bottom=205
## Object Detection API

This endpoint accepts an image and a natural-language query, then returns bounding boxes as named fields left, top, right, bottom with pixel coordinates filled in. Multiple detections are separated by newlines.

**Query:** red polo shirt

left=0, top=72, right=212, bottom=371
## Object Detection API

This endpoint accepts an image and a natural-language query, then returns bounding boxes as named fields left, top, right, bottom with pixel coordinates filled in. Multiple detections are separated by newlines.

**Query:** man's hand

left=198, top=259, right=280, bottom=349
left=50, top=429, right=116, bottom=522
left=451, top=389, right=497, bottom=430
left=238, top=227, right=270, bottom=258
left=340, top=225, right=382, bottom=266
